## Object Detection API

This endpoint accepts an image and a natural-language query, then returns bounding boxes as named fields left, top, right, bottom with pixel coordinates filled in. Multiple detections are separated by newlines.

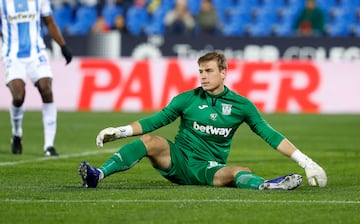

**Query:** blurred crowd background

left=50, top=0, right=360, bottom=37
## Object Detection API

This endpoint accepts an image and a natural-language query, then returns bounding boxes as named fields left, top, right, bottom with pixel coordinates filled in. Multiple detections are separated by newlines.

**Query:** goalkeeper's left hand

left=304, top=161, right=327, bottom=187
left=291, top=149, right=327, bottom=187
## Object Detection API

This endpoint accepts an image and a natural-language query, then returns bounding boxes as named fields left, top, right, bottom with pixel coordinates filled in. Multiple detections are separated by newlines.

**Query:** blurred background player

left=164, top=0, right=195, bottom=35
left=195, top=0, right=221, bottom=35
left=0, top=0, right=73, bottom=156
left=293, top=0, right=325, bottom=36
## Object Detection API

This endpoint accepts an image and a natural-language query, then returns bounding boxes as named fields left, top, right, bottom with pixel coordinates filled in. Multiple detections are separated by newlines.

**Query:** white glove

left=291, top=149, right=327, bottom=187
left=304, top=161, right=327, bottom=187
left=96, top=126, right=130, bottom=148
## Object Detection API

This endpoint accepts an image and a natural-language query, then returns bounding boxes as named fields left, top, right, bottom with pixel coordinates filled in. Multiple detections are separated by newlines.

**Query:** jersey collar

left=205, top=86, right=229, bottom=98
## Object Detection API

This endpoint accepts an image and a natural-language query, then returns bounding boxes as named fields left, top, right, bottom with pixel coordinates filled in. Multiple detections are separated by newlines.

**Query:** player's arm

left=95, top=121, right=142, bottom=147
left=96, top=92, right=187, bottom=147
left=249, top=119, right=328, bottom=188
left=95, top=109, right=177, bottom=147
left=42, top=15, right=72, bottom=64
left=244, top=100, right=327, bottom=187
left=277, top=138, right=327, bottom=188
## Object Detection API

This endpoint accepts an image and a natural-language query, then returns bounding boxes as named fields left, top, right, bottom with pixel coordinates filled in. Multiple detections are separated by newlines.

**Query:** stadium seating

left=235, top=0, right=260, bottom=10
left=247, top=7, right=277, bottom=36
left=315, top=0, right=336, bottom=12
left=187, top=0, right=202, bottom=15
left=51, top=0, right=360, bottom=37
left=222, top=7, right=251, bottom=36
left=125, top=3, right=149, bottom=35
left=102, top=4, right=124, bottom=28
left=273, top=2, right=302, bottom=36
left=212, top=0, right=234, bottom=25
left=327, top=7, right=355, bottom=36
left=52, top=4, right=74, bottom=32
left=144, top=7, right=167, bottom=35
left=66, top=6, right=97, bottom=35
left=261, top=0, right=284, bottom=9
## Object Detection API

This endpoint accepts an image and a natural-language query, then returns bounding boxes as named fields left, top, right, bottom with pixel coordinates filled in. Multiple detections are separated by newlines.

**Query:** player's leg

left=8, top=79, right=26, bottom=154
left=79, top=134, right=171, bottom=188
left=213, top=166, right=302, bottom=190
left=79, top=139, right=148, bottom=188
left=36, top=77, right=58, bottom=156
left=5, top=58, right=27, bottom=155
left=31, top=51, right=58, bottom=156
left=213, top=165, right=265, bottom=189
left=100, top=134, right=170, bottom=173
left=140, top=134, right=171, bottom=170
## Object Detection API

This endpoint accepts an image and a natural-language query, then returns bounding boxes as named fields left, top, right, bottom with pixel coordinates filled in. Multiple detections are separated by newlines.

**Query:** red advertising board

left=0, top=58, right=359, bottom=113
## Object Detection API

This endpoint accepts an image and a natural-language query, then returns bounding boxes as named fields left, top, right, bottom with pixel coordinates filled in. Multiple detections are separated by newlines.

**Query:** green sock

left=99, top=139, right=147, bottom=177
left=235, top=171, right=265, bottom=190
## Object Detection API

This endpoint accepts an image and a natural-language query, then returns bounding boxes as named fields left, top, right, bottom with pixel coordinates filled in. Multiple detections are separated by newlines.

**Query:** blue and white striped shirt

left=0, top=0, right=52, bottom=58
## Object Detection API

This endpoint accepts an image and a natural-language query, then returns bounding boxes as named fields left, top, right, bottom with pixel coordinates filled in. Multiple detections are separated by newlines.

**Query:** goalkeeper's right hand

left=96, top=127, right=127, bottom=148
left=96, top=127, right=117, bottom=147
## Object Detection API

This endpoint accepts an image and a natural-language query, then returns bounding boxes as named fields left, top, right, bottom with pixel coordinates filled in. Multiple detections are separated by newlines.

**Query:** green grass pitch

left=0, top=111, right=359, bottom=223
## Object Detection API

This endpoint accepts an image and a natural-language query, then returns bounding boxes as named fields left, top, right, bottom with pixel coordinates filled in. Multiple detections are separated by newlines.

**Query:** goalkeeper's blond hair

left=197, top=51, right=227, bottom=72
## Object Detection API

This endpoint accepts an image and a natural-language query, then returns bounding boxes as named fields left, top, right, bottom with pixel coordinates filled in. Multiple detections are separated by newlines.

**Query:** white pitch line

left=2, top=199, right=360, bottom=204
left=0, top=148, right=117, bottom=166
left=1, top=151, right=359, bottom=206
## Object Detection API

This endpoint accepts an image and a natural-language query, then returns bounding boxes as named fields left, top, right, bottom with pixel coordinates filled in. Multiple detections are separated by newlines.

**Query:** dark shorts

left=155, top=140, right=225, bottom=186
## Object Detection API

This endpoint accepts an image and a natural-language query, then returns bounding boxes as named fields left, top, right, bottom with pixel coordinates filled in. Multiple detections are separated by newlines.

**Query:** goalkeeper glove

left=291, top=149, right=327, bottom=187
left=61, top=45, right=73, bottom=65
left=304, top=160, right=327, bottom=187
left=96, top=125, right=133, bottom=148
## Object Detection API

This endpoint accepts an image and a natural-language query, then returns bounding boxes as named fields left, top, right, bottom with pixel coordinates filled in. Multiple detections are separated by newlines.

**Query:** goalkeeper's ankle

left=98, top=169, right=105, bottom=180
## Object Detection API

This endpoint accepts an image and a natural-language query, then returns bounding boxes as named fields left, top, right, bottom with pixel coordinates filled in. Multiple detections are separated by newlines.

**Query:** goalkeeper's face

left=198, top=60, right=226, bottom=95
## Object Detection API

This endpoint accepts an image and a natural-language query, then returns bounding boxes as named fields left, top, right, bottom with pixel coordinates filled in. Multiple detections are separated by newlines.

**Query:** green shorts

left=156, top=140, right=226, bottom=186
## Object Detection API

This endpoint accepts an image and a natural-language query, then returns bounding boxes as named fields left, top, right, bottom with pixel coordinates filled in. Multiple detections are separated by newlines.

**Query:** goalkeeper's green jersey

left=139, top=86, right=284, bottom=164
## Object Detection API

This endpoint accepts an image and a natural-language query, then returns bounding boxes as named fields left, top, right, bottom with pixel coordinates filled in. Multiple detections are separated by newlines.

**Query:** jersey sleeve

left=138, top=92, right=188, bottom=133
left=40, top=0, right=52, bottom=17
left=244, top=100, right=285, bottom=149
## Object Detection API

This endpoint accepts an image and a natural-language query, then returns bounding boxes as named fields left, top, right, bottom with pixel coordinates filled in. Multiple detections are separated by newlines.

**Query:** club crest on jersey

left=210, top=113, right=218, bottom=120
left=222, top=104, right=232, bottom=115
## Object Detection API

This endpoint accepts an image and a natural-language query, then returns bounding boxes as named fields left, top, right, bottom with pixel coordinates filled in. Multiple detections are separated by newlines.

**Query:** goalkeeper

left=79, top=51, right=327, bottom=190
